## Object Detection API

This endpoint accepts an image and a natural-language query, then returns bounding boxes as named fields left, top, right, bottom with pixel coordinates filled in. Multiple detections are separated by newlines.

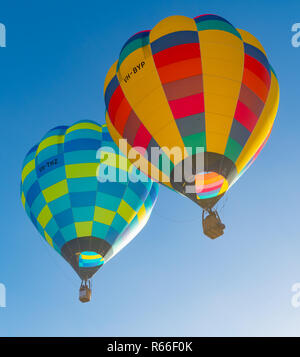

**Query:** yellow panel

left=44, top=231, right=54, bottom=247
left=235, top=72, right=279, bottom=174
left=150, top=15, right=196, bottom=42
left=205, top=93, right=239, bottom=126
left=65, top=163, right=98, bottom=178
left=117, top=200, right=136, bottom=223
left=81, top=253, right=102, bottom=260
left=37, top=205, right=52, bottom=229
left=205, top=128, right=232, bottom=151
left=116, top=155, right=131, bottom=171
left=36, top=135, right=64, bottom=156
left=21, top=191, right=26, bottom=208
left=66, top=122, right=102, bottom=134
left=237, top=29, right=267, bottom=56
left=42, top=179, right=68, bottom=203
left=137, top=204, right=146, bottom=223
left=106, top=113, right=172, bottom=187
left=75, top=221, right=93, bottom=237
left=94, top=206, right=116, bottom=225
left=199, top=32, right=244, bottom=66
left=201, top=28, right=242, bottom=45
left=198, top=29, right=244, bottom=154
left=117, top=44, right=187, bottom=165
left=99, top=151, right=131, bottom=171
left=104, top=61, right=118, bottom=94
left=219, top=179, right=229, bottom=195
left=22, top=159, right=35, bottom=183
left=204, top=110, right=236, bottom=152
left=203, top=74, right=241, bottom=98
left=202, top=57, right=242, bottom=80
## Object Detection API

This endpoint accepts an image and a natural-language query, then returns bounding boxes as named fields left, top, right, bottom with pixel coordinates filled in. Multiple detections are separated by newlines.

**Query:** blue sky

left=1, top=0, right=300, bottom=337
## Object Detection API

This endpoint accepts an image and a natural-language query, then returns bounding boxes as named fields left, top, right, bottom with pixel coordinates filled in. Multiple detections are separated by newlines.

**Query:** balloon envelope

left=104, top=14, right=279, bottom=209
left=21, top=121, right=158, bottom=280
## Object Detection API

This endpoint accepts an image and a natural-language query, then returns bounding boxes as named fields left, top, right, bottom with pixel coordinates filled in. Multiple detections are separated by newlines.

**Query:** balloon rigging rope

left=216, top=195, right=228, bottom=213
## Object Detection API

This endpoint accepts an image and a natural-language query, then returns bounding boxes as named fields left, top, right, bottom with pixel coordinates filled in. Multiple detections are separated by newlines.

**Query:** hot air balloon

left=104, top=14, right=279, bottom=239
left=20, top=121, right=158, bottom=302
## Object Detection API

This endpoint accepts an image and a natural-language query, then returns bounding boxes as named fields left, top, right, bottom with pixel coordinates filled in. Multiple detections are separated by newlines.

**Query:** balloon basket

left=79, top=281, right=91, bottom=303
left=202, top=209, right=225, bottom=239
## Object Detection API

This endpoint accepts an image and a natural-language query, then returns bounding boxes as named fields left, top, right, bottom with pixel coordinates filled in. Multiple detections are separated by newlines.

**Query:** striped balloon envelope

left=104, top=14, right=279, bottom=213
left=20, top=121, right=158, bottom=284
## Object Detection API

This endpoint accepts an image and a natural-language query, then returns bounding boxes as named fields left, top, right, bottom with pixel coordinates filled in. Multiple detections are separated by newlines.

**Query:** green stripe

left=197, top=192, right=219, bottom=199
left=224, top=137, right=243, bottom=163
left=196, top=20, right=242, bottom=40
left=183, top=132, right=206, bottom=153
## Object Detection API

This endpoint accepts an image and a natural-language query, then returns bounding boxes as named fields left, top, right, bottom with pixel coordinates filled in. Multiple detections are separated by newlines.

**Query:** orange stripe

left=205, top=176, right=223, bottom=184
left=197, top=172, right=219, bottom=180
left=158, top=57, right=202, bottom=84
left=196, top=176, right=223, bottom=185
left=243, top=69, right=269, bottom=103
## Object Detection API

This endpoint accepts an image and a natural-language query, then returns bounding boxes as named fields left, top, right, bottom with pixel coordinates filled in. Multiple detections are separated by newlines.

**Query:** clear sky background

left=1, top=0, right=300, bottom=337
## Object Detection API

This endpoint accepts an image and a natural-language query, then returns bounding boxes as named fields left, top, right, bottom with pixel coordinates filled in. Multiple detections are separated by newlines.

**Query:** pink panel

left=234, top=100, right=258, bottom=132
left=169, top=93, right=204, bottom=120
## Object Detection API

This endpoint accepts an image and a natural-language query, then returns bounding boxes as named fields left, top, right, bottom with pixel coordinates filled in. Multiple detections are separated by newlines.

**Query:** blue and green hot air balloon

left=20, top=121, right=158, bottom=302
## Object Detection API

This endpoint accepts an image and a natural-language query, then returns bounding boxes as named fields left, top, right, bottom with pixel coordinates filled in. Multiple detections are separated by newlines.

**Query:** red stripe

left=196, top=183, right=223, bottom=194
left=108, top=86, right=124, bottom=124
left=153, top=43, right=201, bottom=69
left=194, top=14, right=216, bottom=19
left=244, top=54, right=271, bottom=89
left=169, top=93, right=204, bottom=119
left=234, top=101, right=258, bottom=132
left=133, top=124, right=152, bottom=149
left=132, top=30, right=150, bottom=36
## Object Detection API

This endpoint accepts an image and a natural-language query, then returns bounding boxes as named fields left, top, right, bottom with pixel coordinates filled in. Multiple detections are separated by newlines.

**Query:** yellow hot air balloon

left=104, top=14, right=279, bottom=239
